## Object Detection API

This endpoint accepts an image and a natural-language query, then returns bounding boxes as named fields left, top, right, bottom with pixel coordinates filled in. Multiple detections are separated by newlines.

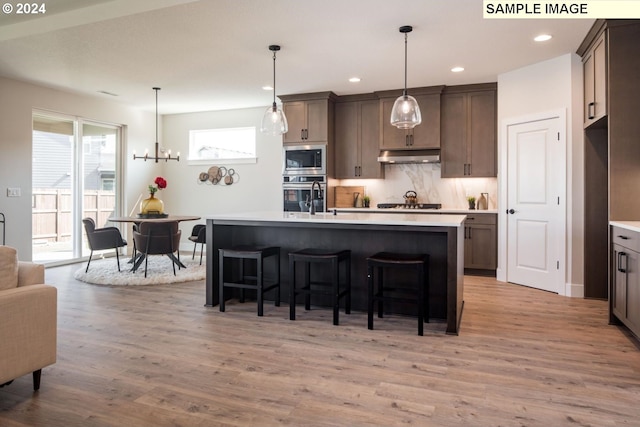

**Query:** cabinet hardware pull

left=619, top=252, right=628, bottom=273
left=618, top=235, right=630, bottom=240
left=588, top=102, right=595, bottom=120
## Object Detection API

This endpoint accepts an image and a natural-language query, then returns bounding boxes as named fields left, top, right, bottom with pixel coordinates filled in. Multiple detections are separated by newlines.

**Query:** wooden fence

left=32, top=189, right=116, bottom=244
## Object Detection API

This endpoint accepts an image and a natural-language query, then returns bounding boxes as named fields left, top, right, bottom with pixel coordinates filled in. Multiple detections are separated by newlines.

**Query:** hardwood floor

left=2, top=262, right=640, bottom=426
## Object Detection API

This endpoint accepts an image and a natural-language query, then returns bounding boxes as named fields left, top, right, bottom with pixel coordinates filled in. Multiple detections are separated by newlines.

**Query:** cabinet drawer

left=465, top=214, right=496, bottom=225
left=612, top=226, right=640, bottom=252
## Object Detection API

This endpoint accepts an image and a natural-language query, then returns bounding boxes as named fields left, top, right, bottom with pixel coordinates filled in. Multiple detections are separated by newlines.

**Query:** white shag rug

left=74, top=255, right=206, bottom=286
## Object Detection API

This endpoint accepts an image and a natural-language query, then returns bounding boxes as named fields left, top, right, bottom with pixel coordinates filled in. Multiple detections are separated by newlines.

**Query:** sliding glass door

left=32, top=112, right=123, bottom=264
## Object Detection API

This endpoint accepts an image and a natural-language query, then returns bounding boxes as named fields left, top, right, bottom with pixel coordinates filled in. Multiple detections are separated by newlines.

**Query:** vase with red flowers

left=140, top=176, right=167, bottom=216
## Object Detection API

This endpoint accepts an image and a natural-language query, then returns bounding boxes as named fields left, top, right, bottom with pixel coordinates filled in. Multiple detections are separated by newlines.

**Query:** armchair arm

left=0, top=284, right=57, bottom=385
left=88, top=228, right=126, bottom=251
left=17, top=261, right=45, bottom=287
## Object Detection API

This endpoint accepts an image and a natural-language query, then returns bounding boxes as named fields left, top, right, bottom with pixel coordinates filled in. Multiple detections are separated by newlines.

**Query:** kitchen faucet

left=308, top=180, right=323, bottom=215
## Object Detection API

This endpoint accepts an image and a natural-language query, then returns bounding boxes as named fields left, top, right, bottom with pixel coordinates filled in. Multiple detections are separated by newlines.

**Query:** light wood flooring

left=1, top=262, right=640, bottom=426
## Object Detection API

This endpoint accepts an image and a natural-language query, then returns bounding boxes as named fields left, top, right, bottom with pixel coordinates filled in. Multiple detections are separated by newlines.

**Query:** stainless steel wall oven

left=283, top=175, right=326, bottom=213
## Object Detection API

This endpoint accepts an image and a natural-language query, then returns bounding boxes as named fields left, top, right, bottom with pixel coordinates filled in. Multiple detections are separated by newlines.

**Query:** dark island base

left=206, top=219, right=463, bottom=334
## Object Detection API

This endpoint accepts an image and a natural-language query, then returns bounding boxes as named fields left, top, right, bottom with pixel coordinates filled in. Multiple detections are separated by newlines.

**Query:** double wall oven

left=282, top=145, right=327, bottom=213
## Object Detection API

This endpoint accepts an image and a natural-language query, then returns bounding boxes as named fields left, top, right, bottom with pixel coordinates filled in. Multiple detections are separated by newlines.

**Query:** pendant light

left=260, top=45, right=288, bottom=136
left=390, top=26, right=422, bottom=129
left=133, top=87, right=180, bottom=162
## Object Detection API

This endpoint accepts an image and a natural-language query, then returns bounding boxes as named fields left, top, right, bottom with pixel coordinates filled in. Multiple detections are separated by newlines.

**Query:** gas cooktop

left=377, top=203, right=442, bottom=210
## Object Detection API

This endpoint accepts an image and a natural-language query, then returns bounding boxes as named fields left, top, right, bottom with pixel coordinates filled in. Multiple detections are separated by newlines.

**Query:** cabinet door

left=626, top=249, right=640, bottom=334
left=440, top=93, right=466, bottom=177
left=305, top=99, right=329, bottom=142
left=592, top=33, right=607, bottom=122
left=410, top=93, right=441, bottom=149
left=283, top=102, right=307, bottom=144
left=467, top=91, right=496, bottom=177
left=334, top=102, right=359, bottom=178
left=359, top=100, right=383, bottom=179
left=583, top=32, right=607, bottom=127
left=612, top=244, right=628, bottom=320
left=465, top=224, right=497, bottom=270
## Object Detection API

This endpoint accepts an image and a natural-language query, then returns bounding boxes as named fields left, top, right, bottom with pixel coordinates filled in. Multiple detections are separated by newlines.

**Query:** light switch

left=7, top=187, right=21, bottom=197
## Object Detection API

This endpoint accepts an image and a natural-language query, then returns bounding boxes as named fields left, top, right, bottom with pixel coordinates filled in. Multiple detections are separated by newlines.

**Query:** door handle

left=506, top=209, right=516, bottom=214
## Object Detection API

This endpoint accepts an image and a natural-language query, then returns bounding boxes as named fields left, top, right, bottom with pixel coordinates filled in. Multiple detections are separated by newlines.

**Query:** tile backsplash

left=334, top=163, right=498, bottom=209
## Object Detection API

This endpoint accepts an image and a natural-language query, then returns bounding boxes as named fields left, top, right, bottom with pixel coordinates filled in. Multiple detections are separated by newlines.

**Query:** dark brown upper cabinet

left=440, top=84, right=497, bottom=178
left=376, top=86, right=443, bottom=151
left=279, top=92, right=336, bottom=145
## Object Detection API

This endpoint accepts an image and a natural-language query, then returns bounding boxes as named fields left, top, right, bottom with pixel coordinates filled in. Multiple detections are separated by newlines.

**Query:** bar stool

left=219, top=246, right=280, bottom=316
left=366, top=252, right=429, bottom=336
left=288, top=248, right=351, bottom=325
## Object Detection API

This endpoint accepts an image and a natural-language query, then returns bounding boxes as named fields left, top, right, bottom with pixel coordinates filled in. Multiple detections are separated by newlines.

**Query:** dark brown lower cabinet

left=611, top=225, right=640, bottom=339
left=464, top=214, right=497, bottom=271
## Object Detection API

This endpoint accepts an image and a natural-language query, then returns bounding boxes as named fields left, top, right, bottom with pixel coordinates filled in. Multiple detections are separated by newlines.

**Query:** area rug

left=73, top=256, right=206, bottom=286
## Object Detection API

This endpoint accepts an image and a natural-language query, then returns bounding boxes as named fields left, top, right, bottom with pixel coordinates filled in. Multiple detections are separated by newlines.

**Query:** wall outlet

left=7, top=187, right=21, bottom=197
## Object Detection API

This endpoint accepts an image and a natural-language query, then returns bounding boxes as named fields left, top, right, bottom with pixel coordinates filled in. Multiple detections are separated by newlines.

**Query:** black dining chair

left=82, top=217, right=128, bottom=273
left=188, top=224, right=206, bottom=265
left=132, top=221, right=182, bottom=277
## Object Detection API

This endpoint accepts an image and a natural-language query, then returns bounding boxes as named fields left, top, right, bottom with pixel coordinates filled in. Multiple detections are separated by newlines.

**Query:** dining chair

left=188, top=224, right=206, bottom=265
left=132, top=221, right=182, bottom=277
left=82, top=217, right=128, bottom=273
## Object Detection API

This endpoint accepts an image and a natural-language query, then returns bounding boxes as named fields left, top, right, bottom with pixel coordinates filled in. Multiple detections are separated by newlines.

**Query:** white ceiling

left=0, top=0, right=595, bottom=114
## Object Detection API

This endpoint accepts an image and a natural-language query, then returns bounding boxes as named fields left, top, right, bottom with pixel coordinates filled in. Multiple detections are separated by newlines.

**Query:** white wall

left=0, top=76, right=157, bottom=259
left=497, top=53, right=584, bottom=296
left=161, top=107, right=283, bottom=238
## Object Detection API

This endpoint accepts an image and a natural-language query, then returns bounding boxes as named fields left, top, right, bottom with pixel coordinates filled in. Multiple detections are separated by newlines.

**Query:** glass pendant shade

left=390, top=94, right=422, bottom=129
left=261, top=103, right=288, bottom=136
left=391, top=25, right=421, bottom=130
left=261, top=44, right=288, bottom=136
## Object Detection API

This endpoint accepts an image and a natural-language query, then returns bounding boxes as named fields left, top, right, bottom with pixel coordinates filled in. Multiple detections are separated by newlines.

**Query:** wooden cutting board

left=334, top=186, right=365, bottom=208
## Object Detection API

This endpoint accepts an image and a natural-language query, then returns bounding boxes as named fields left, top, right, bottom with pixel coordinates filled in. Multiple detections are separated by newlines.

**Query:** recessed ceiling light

left=349, top=77, right=361, bottom=83
left=534, top=34, right=552, bottom=42
left=262, top=85, right=273, bottom=91
left=451, top=66, right=465, bottom=73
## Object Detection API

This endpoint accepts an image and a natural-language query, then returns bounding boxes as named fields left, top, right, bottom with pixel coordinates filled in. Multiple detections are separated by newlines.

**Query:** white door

left=506, top=117, right=565, bottom=293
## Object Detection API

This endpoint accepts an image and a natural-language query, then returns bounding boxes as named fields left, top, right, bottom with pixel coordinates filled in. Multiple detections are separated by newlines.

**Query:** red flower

left=154, top=176, right=167, bottom=189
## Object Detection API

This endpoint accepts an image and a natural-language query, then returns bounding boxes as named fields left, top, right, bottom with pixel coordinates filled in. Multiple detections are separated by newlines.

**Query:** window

left=189, top=127, right=257, bottom=164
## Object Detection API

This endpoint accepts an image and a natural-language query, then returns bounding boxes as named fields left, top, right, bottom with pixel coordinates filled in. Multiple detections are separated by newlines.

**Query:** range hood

left=377, top=149, right=440, bottom=164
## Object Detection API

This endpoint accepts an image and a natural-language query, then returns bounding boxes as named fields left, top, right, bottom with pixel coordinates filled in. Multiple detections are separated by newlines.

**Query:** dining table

left=108, top=215, right=201, bottom=270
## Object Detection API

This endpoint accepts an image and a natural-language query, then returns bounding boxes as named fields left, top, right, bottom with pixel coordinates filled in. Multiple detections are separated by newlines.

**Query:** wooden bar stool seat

left=288, top=248, right=351, bottom=325
left=219, top=246, right=280, bottom=316
left=366, top=251, right=429, bottom=336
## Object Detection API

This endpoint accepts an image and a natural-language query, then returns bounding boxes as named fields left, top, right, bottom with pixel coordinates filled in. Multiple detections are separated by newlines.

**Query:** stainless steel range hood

left=377, top=149, right=440, bottom=164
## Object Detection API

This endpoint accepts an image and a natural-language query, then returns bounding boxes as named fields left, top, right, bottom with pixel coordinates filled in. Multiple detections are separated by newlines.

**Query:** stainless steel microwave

left=282, top=144, right=326, bottom=175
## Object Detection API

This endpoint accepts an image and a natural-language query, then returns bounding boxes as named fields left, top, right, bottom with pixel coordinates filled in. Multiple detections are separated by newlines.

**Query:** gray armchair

left=132, top=221, right=182, bottom=277
left=82, top=217, right=127, bottom=273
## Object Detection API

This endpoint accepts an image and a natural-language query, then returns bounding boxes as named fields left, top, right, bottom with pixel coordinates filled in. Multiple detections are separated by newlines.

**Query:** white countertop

left=207, top=210, right=466, bottom=227
left=610, top=221, right=640, bottom=233
left=335, top=208, right=498, bottom=214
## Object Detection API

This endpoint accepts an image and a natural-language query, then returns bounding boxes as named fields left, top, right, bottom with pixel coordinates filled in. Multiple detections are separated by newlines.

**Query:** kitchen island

left=205, top=211, right=465, bottom=334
